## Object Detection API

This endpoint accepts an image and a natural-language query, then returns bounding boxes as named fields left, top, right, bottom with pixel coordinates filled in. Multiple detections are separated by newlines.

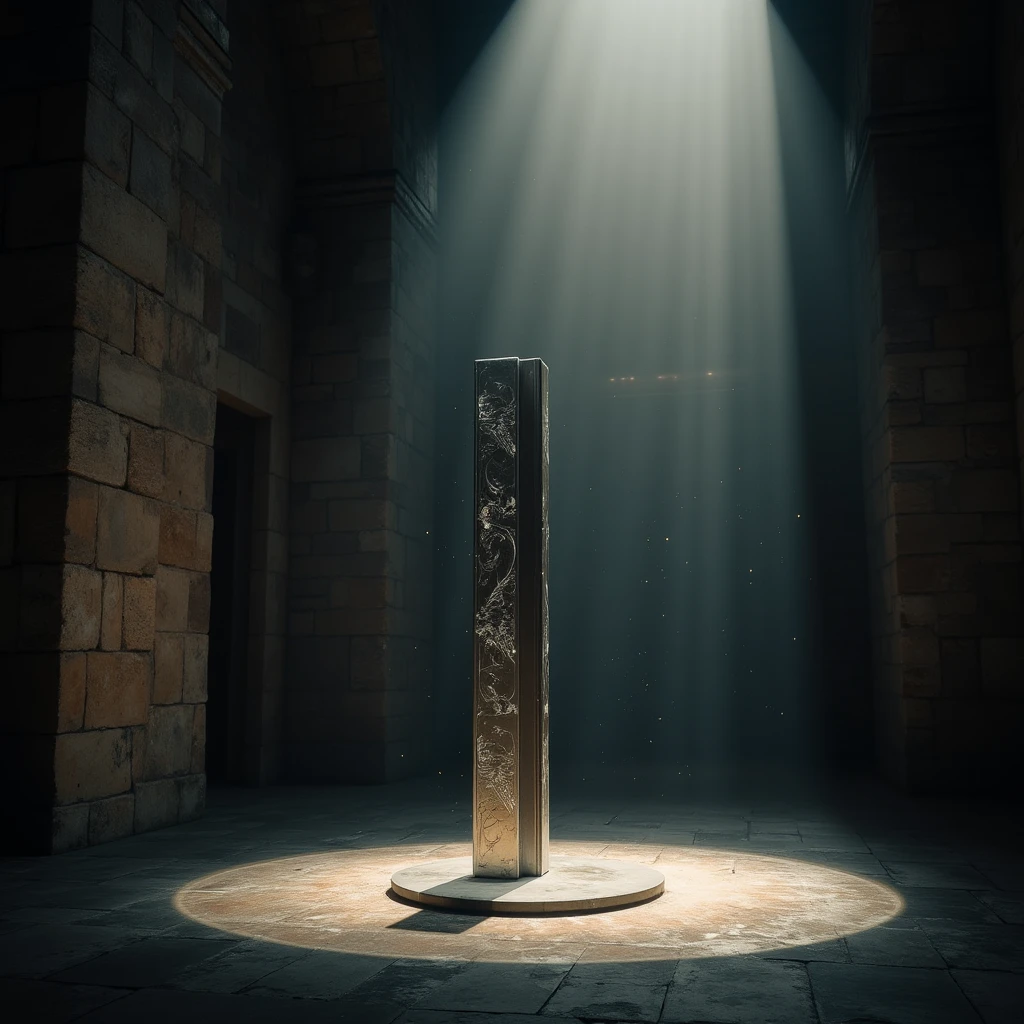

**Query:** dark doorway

left=208, top=403, right=256, bottom=784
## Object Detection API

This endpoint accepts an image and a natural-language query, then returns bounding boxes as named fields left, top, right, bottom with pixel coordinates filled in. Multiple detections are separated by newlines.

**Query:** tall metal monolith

left=472, top=357, right=549, bottom=878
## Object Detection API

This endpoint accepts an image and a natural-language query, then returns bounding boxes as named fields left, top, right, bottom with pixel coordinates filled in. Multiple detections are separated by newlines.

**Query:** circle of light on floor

left=391, top=855, right=665, bottom=913
left=173, top=841, right=904, bottom=963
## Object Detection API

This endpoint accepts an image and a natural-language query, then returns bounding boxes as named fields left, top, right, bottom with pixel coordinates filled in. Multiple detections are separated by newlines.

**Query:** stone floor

left=2, top=780, right=1023, bottom=1023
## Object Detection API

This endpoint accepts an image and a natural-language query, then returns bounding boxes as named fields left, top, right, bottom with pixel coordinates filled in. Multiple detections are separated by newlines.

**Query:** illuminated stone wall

left=0, top=0, right=231, bottom=850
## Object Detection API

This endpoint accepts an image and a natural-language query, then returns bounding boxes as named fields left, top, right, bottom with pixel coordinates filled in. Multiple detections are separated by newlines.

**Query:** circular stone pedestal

left=390, top=856, right=664, bottom=914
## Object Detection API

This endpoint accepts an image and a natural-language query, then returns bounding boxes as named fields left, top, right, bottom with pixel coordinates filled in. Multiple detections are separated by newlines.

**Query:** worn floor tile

left=916, top=921, right=1024, bottom=972
left=663, top=956, right=815, bottom=1024
left=846, top=923, right=946, bottom=968
left=52, top=935, right=238, bottom=988
left=952, top=969, right=1024, bottom=1024
left=809, top=962, right=983, bottom=1024
left=245, top=948, right=393, bottom=1000
left=417, top=960, right=571, bottom=1014
left=883, top=862, right=994, bottom=889
left=0, top=923, right=141, bottom=978
left=170, top=938, right=308, bottom=993
left=541, top=951, right=675, bottom=1021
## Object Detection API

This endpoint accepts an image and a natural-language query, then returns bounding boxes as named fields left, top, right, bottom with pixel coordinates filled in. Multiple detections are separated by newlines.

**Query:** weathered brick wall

left=216, top=0, right=293, bottom=782
left=847, top=0, right=1024, bottom=791
left=281, top=0, right=436, bottom=782
left=0, top=0, right=230, bottom=851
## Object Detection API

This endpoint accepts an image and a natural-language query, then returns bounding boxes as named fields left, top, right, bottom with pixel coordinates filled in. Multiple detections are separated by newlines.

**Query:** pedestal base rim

left=390, top=855, right=665, bottom=915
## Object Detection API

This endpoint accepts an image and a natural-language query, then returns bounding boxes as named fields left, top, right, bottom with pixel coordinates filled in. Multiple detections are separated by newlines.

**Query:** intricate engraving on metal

left=474, top=359, right=520, bottom=876
left=473, top=357, right=549, bottom=879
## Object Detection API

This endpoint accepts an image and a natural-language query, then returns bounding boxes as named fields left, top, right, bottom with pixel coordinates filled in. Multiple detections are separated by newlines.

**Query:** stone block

left=328, top=499, right=394, bottom=531
left=195, top=512, right=214, bottom=572
left=924, top=366, right=967, bottom=404
left=155, top=566, right=190, bottom=631
left=123, top=575, right=156, bottom=650
left=134, top=777, right=179, bottom=832
left=100, top=572, right=123, bottom=650
left=175, top=61, right=221, bottom=133
left=188, top=572, right=211, bottom=632
left=58, top=652, right=87, bottom=732
left=129, top=124, right=171, bottom=225
left=890, top=426, right=965, bottom=463
left=98, top=347, right=162, bottom=426
left=190, top=704, right=205, bottom=774
left=163, top=432, right=210, bottom=509
left=54, top=727, right=131, bottom=804
left=79, top=162, right=167, bottom=291
left=192, top=203, right=221, bottom=265
left=68, top=399, right=128, bottom=486
left=66, top=475, right=99, bottom=564
left=182, top=632, right=208, bottom=703
left=178, top=773, right=206, bottom=821
left=291, top=437, right=360, bottom=482
left=934, top=309, right=1005, bottom=348
left=163, top=376, right=216, bottom=444
left=330, top=577, right=387, bottom=608
left=312, top=353, right=357, bottom=384
left=85, top=651, right=151, bottom=727
left=351, top=635, right=387, bottom=687
left=948, top=469, right=1019, bottom=512
left=127, top=422, right=164, bottom=497
left=224, top=304, right=260, bottom=364
left=180, top=106, right=205, bottom=164
left=168, top=311, right=216, bottom=388
left=166, top=241, right=205, bottom=321
left=144, top=704, right=194, bottom=779
left=159, top=504, right=197, bottom=568
left=895, top=555, right=951, bottom=594
left=59, top=564, right=102, bottom=650
left=135, top=287, right=168, bottom=369
left=88, top=793, right=135, bottom=844
left=96, top=486, right=159, bottom=573
left=203, top=261, right=222, bottom=333
left=153, top=632, right=184, bottom=703
left=85, top=82, right=131, bottom=186
left=967, top=425, right=1017, bottom=463
left=51, top=804, right=90, bottom=854
left=73, top=248, right=135, bottom=354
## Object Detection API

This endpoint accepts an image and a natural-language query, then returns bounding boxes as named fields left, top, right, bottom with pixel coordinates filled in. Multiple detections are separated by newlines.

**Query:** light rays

left=437, top=1, right=828, bottom=785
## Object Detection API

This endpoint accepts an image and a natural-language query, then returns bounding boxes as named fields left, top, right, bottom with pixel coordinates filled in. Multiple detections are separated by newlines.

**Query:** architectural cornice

left=295, top=171, right=438, bottom=248
left=846, top=102, right=994, bottom=207
left=175, top=0, right=232, bottom=98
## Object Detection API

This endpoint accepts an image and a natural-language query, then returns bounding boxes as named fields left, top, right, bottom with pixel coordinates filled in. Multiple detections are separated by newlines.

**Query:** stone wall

left=847, top=0, right=1024, bottom=790
left=281, top=0, right=437, bottom=782
left=1000, top=2, right=1024, bottom=539
left=0, top=0, right=230, bottom=852
left=215, top=0, right=293, bottom=782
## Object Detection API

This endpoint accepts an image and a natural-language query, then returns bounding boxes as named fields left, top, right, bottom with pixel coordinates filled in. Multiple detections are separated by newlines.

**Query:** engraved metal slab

left=473, top=357, right=550, bottom=878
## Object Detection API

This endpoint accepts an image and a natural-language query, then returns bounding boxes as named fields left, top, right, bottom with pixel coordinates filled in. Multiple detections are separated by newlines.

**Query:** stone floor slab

left=540, top=950, right=675, bottom=1021
left=952, top=968, right=1024, bottom=1024
left=52, top=935, right=238, bottom=988
left=809, top=962, right=983, bottom=1024
left=663, top=956, right=816, bottom=1024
